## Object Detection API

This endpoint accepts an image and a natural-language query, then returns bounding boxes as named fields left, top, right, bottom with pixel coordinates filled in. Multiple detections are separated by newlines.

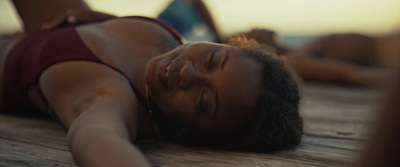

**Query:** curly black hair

left=151, top=35, right=303, bottom=152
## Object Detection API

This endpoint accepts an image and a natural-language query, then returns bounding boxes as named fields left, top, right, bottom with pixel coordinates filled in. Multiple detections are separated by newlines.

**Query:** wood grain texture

left=0, top=83, right=384, bottom=167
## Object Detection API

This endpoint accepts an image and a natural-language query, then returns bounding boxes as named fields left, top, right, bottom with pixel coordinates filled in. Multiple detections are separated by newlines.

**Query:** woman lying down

left=0, top=1, right=302, bottom=166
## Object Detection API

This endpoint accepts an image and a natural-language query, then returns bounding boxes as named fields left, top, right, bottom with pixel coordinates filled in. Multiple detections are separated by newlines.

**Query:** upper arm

left=38, top=61, right=154, bottom=166
left=39, top=61, right=139, bottom=139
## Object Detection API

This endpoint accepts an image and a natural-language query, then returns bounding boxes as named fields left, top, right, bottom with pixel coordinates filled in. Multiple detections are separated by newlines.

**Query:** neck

left=129, top=55, right=159, bottom=138
left=137, top=107, right=157, bottom=138
left=128, top=55, right=151, bottom=109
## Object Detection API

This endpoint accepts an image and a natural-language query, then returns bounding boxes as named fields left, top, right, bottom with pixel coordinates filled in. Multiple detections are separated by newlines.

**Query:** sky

left=1, top=0, right=399, bottom=36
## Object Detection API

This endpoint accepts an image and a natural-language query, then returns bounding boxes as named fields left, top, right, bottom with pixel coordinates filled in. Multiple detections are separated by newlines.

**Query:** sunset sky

left=1, top=0, right=399, bottom=36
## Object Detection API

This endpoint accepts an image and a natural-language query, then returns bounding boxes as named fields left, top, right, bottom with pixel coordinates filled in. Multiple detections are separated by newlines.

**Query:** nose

left=179, top=61, right=204, bottom=89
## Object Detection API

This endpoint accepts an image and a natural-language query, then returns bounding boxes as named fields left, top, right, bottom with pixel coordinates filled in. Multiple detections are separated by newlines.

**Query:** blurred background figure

left=244, top=28, right=399, bottom=87
left=301, top=32, right=400, bottom=69
left=153, top=0, right=400, bottom=87
left=1, top=0, right=399, bottom=87
left=158, top=0, right=221, bottom=42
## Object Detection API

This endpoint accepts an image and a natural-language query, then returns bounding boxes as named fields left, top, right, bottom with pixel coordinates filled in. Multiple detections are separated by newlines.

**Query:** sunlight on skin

left=0, top=0, right=399, bottom=36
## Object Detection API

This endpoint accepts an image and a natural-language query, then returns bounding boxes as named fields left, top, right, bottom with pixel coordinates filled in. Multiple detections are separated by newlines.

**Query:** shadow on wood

left=0, top=83, right=384, bottom=167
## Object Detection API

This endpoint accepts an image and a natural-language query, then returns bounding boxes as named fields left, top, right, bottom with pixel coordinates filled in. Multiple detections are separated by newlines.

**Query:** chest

left=77, top=18, right=181, bottom=63
left=74, top=18, right=182, bottom=85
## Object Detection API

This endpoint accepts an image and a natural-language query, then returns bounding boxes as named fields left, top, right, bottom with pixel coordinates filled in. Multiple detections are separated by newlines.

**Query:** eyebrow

left=213, top=50, right=229, bottom=117
left=213, top=91, right=219, bottom=117
left=220, top=51, right=230, bottom=71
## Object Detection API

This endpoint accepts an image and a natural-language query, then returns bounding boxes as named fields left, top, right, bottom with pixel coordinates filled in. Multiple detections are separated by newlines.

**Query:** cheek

left=157, top=91, right=196, bottom=123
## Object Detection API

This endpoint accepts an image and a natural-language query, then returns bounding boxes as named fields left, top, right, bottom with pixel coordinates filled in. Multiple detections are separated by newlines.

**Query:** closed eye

left=207, top=51, right=216, bottom=70
left=200, top=88, right=205, bottom=111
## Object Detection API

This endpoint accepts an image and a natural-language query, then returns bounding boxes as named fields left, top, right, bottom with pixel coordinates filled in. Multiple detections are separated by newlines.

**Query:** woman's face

left=145, top=42, right=262, bottom=132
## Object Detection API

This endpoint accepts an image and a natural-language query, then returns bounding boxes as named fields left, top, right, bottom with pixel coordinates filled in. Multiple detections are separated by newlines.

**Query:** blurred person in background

left=159, top=0, right=398, bottom=87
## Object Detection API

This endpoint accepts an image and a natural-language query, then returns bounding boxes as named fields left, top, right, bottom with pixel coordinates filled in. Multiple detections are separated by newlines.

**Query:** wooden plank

left=300, top=82, right=384, bottom=101
left=138, top=140, right=340, bottom=167
left=300, top=83, right=382, bottom=124
left=299, top=83, right=383, bottom=140
left=1, top=113, right=361, bottom=167
left=0, top=138, right=76, bottom=167
left=301, top=134, right=364, bottom=151
left=0, top=115, right=69, bottom=150
left=0, top=114, right=75, bottom=167
left=0, top=83, right=385, bottom=167
left=137, top=133, right=365, bottom=167
left=300, top=97, right=379, bottom=122
left=303, top=117, right=374, bottom=140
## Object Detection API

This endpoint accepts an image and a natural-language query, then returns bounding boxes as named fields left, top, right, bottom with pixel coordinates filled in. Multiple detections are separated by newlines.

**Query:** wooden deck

left=0, top=83, right=385, bottom=167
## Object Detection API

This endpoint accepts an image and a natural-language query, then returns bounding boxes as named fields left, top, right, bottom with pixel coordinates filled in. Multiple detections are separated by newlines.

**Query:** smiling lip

left=158, top=58, right=173, bottom=91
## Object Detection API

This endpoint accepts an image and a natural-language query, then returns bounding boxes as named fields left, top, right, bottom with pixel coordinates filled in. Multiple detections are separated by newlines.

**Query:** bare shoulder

left=74, top=17, right=181, bottom=62
left=104, top=17, right=175, bottom=35
left=77, top=17, right=181, bottom=49
left=109, top=17, right=182, bottom=51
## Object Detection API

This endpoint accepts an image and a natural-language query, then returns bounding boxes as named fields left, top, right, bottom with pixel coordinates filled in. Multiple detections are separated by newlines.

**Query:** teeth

left=166, top=64, right=171, bottom=78
left=167, top=65, right=170, bottom=72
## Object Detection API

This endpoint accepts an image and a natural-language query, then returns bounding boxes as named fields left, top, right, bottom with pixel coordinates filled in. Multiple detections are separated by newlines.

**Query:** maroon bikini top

left=3, top=16, right=183, bottom=115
